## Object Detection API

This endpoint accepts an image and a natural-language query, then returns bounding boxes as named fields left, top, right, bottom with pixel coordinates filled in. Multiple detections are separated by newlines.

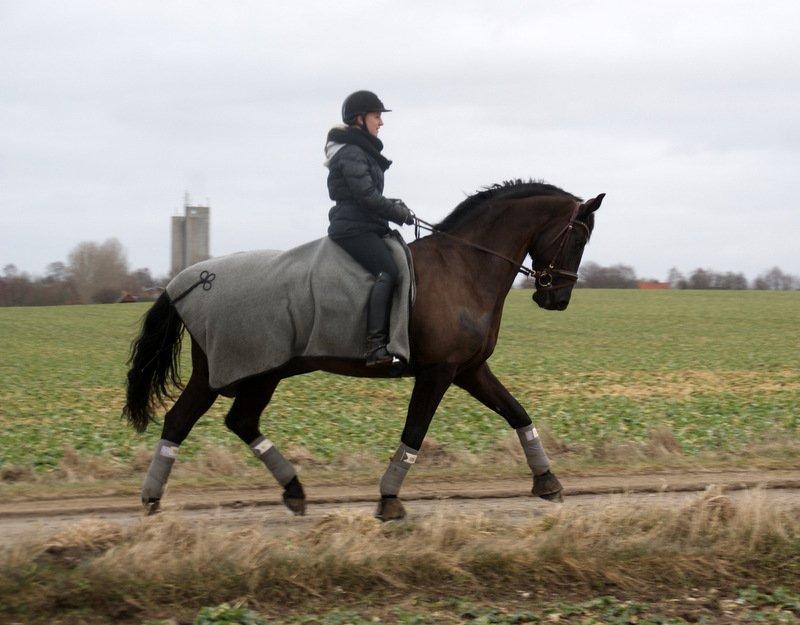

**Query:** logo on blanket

left=403, top=451, right=417, bottom=464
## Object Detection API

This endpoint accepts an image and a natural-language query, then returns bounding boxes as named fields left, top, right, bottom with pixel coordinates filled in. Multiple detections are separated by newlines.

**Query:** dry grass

left=577, top=433, right=800, bottom=474
left=1, top=489, right=798, bottom=622
left=57, top=445, right=128, bottom=481
left=283, top=444, right=325, bottom=467
left=416, top=437, right=480, bottom=467
left=580, top=426, right=685, bottom=463
left=0, top=464, right=36, bottom=483
left=178, top=444, right=247, bottom=477
left=332, top=448, right=383, bottom=473
left=646, top=425, right=684, bottom=456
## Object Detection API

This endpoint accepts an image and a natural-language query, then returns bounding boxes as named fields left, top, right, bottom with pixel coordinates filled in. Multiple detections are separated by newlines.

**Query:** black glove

left=393, top=199, right=416, bottom=226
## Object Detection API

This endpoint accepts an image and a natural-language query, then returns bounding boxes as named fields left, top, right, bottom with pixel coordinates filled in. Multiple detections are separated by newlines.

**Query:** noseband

left=414, top=202, right=589, bottom=292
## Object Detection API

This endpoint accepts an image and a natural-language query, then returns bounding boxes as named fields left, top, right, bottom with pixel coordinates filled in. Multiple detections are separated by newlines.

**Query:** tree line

left=518, top=262, right=800, bottom=290
left=0, top=238, right=165, bottom=307
left=4, top=245, right=800, bottom=306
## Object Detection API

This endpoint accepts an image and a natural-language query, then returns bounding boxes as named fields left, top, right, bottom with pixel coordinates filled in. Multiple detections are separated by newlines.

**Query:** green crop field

left=0, top=290, right=798, bottom=471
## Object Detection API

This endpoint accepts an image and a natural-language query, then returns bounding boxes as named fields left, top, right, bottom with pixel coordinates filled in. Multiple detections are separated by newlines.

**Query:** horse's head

left=530, top=193, right=604, bottom=311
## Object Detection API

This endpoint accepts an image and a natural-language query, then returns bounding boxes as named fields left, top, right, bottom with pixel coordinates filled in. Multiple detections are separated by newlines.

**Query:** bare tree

left=753, top=267, right=799, bottom=290
left=579, top=262, right=638, bottom=288
left=713, top=272, right=748, bottom=290
left=44, top=261, right=69, bottom=283
left=68, top=238, right=130, bottom=303
left=0, top=265, right=31, bottom=306
left=667, top=267, right=687, bottom=289
left=129, top=267, right=155, bottom=292
left=687, top=268, right=713, bottom=289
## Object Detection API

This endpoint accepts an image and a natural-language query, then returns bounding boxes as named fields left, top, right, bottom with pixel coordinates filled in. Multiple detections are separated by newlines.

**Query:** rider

left=325, top=90, right=415, bottom=366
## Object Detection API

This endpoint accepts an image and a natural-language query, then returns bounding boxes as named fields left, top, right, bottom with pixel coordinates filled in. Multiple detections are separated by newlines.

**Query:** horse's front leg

left=376, top=363, right=456, bottom=521
left=454, top=362, right=563, bottom=502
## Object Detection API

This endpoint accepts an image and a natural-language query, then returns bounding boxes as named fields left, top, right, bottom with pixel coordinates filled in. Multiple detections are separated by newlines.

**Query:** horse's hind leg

left=454, top=362, right=563, bottom=502
left=225, top=375, right=305, bottom=516
left=142, top=340, right=218, bottom=514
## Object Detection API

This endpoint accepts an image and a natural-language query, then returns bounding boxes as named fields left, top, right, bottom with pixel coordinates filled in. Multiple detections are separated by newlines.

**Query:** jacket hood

left=323, top=125, right=348, bottom=169
left=323, top=124, right=391, bottom=171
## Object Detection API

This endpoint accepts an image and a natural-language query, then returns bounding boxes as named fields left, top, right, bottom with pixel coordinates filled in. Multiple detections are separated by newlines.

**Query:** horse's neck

left=448, top=202, right=549, bottom=300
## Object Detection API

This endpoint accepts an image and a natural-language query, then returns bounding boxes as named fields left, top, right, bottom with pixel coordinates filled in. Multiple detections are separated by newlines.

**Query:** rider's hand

left=393, top=199, right=416, bottom=225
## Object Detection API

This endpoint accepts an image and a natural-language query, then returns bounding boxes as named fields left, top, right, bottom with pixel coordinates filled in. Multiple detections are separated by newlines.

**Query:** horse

left=123, top=180, right=604, bottom=520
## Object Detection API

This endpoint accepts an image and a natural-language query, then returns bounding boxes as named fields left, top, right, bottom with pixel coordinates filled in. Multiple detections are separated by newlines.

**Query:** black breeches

left=332, top=233, right=399, bottom=282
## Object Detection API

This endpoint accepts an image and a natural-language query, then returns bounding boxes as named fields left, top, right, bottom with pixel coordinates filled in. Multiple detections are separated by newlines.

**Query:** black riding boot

left=366, top=271, right=395, bottom=366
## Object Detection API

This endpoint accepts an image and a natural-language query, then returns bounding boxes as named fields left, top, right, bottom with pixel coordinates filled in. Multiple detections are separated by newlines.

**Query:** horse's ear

left=580, top=193, right=605, bottom=215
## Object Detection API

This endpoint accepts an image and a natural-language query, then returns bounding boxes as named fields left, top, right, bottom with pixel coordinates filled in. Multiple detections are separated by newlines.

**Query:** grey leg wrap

left=141, top=439, right=179, bottom=502
left=516, top=425, right=551, bottom=475
left=379, top=443, right=419, bottom=497
left=250, top=435, right=296, bottom=487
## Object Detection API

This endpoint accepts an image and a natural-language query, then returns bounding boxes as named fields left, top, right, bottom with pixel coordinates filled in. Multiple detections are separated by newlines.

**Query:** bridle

left=530, top=202, right=591, bottom=290
left=413, top=202, right=590, bottom=291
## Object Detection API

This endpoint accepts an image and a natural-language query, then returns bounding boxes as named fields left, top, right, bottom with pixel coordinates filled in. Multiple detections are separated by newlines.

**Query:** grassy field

left=0, top=290, right=798, bottom=474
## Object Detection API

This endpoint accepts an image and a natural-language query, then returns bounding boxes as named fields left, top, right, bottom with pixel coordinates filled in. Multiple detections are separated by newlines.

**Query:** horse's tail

left=123, top=292, right=184, bottom=433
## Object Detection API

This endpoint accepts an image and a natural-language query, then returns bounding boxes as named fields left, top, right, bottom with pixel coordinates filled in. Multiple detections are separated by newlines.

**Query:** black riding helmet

left=342, top=90, right=391, bottom=125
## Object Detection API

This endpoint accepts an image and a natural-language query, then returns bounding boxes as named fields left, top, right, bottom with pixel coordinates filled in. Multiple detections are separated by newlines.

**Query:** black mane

left=434, top=179, right=580, bottom=232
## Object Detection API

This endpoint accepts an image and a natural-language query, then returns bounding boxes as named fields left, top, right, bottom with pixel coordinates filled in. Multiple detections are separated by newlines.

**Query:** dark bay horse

left=124, top=180, right=604, bottom=520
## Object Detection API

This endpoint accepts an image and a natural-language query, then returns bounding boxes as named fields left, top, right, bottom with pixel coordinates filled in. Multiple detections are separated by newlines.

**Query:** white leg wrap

left=141, top=439, right=179, bottom=503
left=379, top=443, right=418, bottom=497
left=516, top=425, right=550, bottom=475
left=250, top=435, right=296, bottom=487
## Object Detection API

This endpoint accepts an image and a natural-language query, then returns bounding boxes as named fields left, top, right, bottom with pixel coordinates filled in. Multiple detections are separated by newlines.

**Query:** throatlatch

left=249, top=435, right=297, bottom=486
left=516, top=424, right=550, bottom=475
left=379, top=442, right=418, bottom=496
left=141, top=439, right=179, bottom=504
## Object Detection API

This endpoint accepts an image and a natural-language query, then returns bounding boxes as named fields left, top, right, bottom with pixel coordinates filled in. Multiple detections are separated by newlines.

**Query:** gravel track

left=2, top=469, right=798, bottom=544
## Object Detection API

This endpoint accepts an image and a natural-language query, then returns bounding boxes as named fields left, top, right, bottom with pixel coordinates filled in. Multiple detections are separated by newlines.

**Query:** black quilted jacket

left=326, top=142, right=407, bottom=238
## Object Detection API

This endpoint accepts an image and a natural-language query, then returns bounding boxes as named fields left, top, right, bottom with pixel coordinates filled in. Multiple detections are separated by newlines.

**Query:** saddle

left=166, top=232, right=414, bottom=393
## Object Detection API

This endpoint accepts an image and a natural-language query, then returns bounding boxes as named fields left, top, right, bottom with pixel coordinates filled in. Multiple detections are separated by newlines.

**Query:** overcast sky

left=2, top=1, right=799, bottom=280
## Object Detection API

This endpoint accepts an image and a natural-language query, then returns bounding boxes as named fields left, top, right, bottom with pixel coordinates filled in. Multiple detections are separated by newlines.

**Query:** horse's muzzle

left=532, top=289, right=570, bottom=311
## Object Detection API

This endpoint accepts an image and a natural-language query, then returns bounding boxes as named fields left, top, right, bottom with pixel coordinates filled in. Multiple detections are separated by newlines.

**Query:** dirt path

left=1, top=469, right=798, bottom=545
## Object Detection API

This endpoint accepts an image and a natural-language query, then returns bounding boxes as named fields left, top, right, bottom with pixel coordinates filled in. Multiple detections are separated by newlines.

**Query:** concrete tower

left=171, top=194, right=210, bottom=276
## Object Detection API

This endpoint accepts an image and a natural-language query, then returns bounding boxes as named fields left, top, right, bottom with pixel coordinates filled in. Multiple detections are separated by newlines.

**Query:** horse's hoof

left=532, top=470, right=564, bottom=503
left=539, top=490, right=564, bottom=503
left=375, top=497, right=406, bottom=522
left=143, top=498, right=161, bottom=516
left=282, top=494, right=306, bottom=516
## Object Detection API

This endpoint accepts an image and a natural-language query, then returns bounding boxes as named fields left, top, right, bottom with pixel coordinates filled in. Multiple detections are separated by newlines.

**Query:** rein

left=413, top=203, right=589, bottom=290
